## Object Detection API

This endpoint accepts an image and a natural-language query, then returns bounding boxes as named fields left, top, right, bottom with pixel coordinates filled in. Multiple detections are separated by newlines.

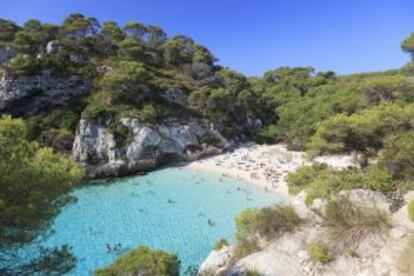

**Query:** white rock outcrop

left=200, top=188, right=414, bottom=276
left=199, top=246, right=234, bottom=275
left=73, top=117, right=231, bottom=177
left=229, top=250, right=302, bottom=276
left=314, top=154, right=359, bottom=169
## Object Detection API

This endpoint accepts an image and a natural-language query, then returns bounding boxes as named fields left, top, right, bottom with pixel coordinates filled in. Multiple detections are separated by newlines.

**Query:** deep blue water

left=25, top=166, right=282, bottom=275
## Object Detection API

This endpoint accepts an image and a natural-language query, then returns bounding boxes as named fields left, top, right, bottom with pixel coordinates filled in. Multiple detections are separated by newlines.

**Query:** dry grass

left=254, top=205, right=302, bottom=239
left=324, top=196, right=390, bottom=247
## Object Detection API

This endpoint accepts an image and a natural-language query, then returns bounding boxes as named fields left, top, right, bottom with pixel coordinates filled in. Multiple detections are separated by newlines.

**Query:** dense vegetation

left=2, top=14, right=414, bottom=153
left=1, top=13, right=414, bottom=275
left=0, top=117, right=84, bottom=274
left=95, top=246, right=180, bottom=276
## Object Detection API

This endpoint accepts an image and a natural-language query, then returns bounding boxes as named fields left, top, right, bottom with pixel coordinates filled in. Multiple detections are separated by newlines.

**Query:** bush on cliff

left=233, top=205, right=301, bottom=259
left=308, top=242, right=334, bottom=263
left=213, top=239, right=229, bottom=250
left=324, top=196, right=390, bottom=245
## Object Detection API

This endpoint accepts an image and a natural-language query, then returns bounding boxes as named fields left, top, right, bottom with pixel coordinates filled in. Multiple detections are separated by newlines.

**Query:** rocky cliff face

left=0, top=68, right=91, bottom=116
left=73, top=117, right=232, bottom=177
left=200, top=189, right=414, bottom=276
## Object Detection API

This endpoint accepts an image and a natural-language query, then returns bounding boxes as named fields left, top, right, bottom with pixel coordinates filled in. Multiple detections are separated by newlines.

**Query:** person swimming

left=106, top=244, right=111, bottom=253
left=208, top=219, right=215, bottom=226
left=113, top=243, right=122, bottom=251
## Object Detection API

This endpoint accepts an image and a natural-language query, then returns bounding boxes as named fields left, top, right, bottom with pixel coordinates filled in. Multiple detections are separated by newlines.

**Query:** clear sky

left=0, top=0, right=413, bottom=76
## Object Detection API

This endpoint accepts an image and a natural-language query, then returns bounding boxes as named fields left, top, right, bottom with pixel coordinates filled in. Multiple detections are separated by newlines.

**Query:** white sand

left=186, top=144, right=308, bottom=199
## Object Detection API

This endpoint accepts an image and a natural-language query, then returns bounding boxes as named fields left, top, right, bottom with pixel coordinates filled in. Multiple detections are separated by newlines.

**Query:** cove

left=29, top=166, right=282, bottom=275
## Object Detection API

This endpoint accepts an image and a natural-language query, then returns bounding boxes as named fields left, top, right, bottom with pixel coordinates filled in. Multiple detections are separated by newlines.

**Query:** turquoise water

left=29, top=166, right=282, bottom=275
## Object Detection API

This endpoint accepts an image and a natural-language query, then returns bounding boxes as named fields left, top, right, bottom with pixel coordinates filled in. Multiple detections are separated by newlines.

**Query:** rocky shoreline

left=199, top=188, right=414, bottom=276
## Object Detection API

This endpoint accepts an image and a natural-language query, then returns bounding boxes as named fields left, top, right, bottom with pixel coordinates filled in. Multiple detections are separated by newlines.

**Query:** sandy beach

left=186, top=144, right=308, bottom=198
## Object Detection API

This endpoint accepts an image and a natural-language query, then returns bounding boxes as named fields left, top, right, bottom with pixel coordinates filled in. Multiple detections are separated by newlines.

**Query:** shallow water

left=24, top=166, right=282, bottom=275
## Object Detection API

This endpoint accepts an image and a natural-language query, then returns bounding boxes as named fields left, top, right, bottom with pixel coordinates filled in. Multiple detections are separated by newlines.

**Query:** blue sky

left=1, top=0, right=413, bottom=76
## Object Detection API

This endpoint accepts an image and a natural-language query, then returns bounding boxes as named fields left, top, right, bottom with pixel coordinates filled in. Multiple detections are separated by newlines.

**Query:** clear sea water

left=24, top=166, right=283, bottom=275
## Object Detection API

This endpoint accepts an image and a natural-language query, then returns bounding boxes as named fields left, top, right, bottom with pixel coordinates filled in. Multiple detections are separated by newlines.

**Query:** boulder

left=46, top=40, right=61, bottom=54
left=199, top=246, right=234, bottom=275
left=229, top=250, right=302, bottom=276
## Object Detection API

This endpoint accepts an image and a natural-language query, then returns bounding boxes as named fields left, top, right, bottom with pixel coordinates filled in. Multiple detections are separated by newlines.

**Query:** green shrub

left=344, top=247, right=359, bottom=258
left=308, top=242, right=334, bottom=263
left=288, top=164, right=366, bottom=205
left=287, top=164, right=327, bottom=195
left=235, top=207, right=261, bottom=241
left=236, top=205, right=301, bottom=241
left=255, top=124, right=280, bottom=144
left=9, top=54, right=40, bottom=75
left=83, top=102, right=110, bottom=119
left=213, top=238, right=229, bottom=250
left=233, top=205, right=301, bottom=260
left=199, top=134, right=221, bottom=146
left=95, top=246, right=180, bottom=276
left=308, top=103, right=414, bottom=156
left=288, top=163, right=399, bottom=204
left=363, top=165, right=395, bottom=193
left=324, top=196, right=390, bottom=245
left=408, top=200, right=414, bottom=222
left=59, top=111, right=81, bottom=132
left=233, top=236, right=260, bottom=260
left=100, top=61, right=152, bottom=105
left=254, top=205, right=301, bottom=239
left=378, top=132, right=414, bottom=181
left=140, top=104, right=157, bottom=123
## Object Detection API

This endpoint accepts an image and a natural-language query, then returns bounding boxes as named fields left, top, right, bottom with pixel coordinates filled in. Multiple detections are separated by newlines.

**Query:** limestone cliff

left=0, top=68, right=91, bottom=116
left=73, top=117, right=232, bottom=177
